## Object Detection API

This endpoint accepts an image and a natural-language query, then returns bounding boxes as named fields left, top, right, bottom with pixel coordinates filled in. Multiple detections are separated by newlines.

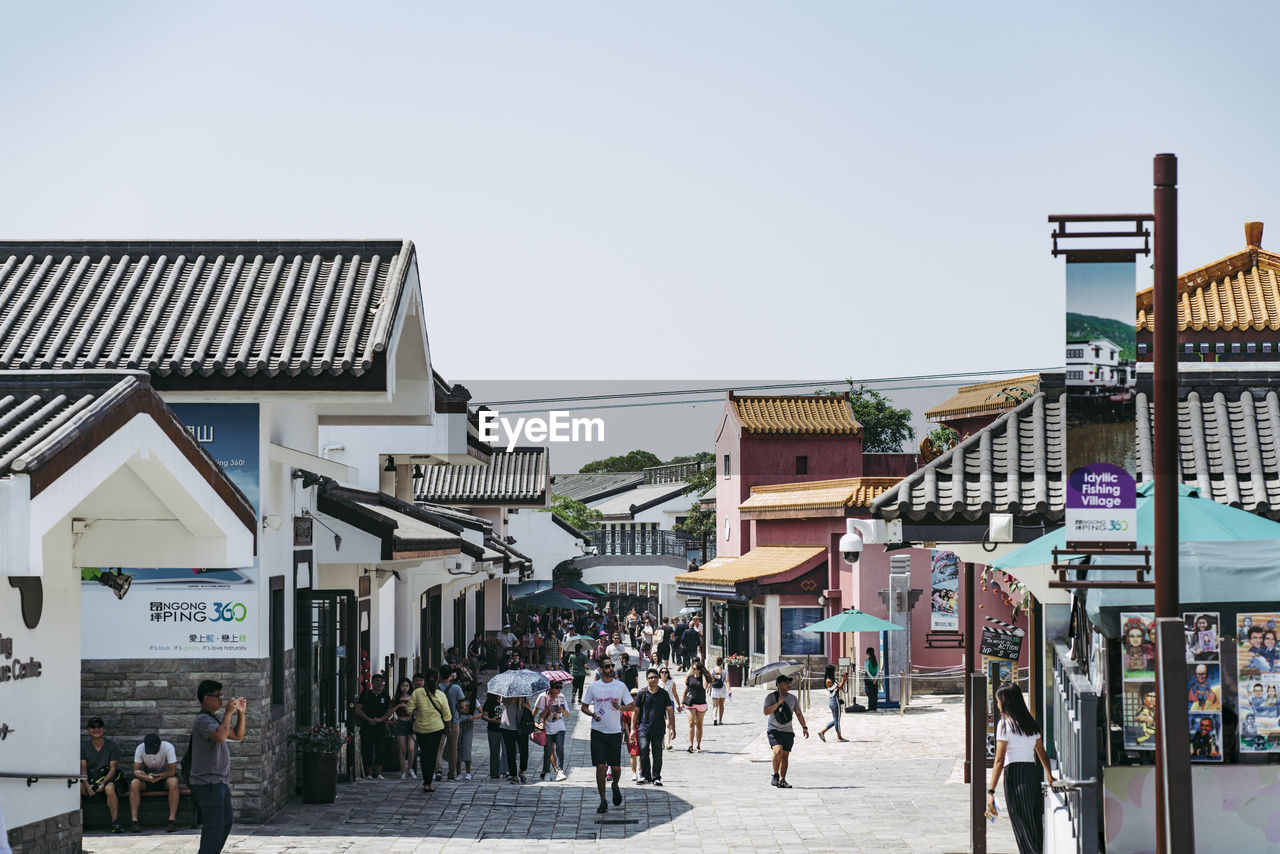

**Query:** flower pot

left=301, top=751, right=339, bottom=804
left=728, top=665, right=743, bottom=688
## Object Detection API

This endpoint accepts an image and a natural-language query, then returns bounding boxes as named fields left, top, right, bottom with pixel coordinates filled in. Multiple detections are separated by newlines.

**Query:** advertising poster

left=1184, top=612, right=1220, bottom=662
left=1188, top=713, right=1223, bottom=762
left=982, top=654, right=1015, bottom=758
left=81, top=403, right=260, bottom=659
left=1182, top=611, right=1222, bottom=762
left=929, top=550, right=959, bottom=631
left=1120, top=611, right=1156, bottom=751
left=1065, top=462, right=1136, bottom=545
left=1238, top=613, right=1280, bottom=754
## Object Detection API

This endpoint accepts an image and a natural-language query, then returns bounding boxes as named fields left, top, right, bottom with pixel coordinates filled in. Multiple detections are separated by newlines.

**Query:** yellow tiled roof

left=739, top=477, right=901, bottom=514
left=732, top=395, right=860, bottom=435
left=924, top=375, right=1039, bottom=422
left=673, top=545, right=825, bottom=588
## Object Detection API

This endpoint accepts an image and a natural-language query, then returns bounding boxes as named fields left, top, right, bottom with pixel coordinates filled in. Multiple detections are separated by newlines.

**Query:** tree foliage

left=579, top=450, right=663, bottom=473
left=543, top=493, right=603, bottom=532
left=674, top=503, right=716, bottom=538
left=815, top=379, right=915, bottom=453
left=552, top=558, right=583, bottom=584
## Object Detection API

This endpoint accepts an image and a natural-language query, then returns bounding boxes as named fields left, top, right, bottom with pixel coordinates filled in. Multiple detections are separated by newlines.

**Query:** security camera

left=839, top=527, right=864, bottom=564
left=840, top=518, right=889, bottom=565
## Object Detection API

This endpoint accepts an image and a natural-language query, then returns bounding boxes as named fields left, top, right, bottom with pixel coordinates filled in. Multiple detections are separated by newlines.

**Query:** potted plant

left=725, top=653, right=749, bottom=687
left=290, top=724, right=350, bottom=804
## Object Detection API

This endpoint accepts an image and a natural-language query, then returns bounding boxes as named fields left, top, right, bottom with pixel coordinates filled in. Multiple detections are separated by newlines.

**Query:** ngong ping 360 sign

left=82, top=587, right=256, bottom=659
left=1066, top=462, right=1136, bottom=544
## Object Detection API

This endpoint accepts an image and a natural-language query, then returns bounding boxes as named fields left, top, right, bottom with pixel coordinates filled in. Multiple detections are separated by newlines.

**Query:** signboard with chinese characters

left=81, top=403, right=260, bottom=659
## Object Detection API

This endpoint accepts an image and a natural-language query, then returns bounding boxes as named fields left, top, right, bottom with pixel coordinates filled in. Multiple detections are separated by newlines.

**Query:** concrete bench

left=81, top=778, right=200, bottom=830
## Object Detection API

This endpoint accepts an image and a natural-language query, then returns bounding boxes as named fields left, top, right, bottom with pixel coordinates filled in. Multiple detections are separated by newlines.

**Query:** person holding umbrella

left=580, top=659, right=636, bottom=813
left=499, top=694, right=533, bottom=783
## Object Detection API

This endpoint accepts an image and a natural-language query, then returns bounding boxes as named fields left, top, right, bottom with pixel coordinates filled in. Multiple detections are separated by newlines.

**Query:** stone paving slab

left=85, top=683, right=1017, bottom=854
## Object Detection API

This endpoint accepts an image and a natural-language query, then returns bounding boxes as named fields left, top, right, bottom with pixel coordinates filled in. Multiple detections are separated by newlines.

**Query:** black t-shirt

left=81, top=738, right=119, bottom=780
left=684, top=674, right=707, bottom=706
left=634, top=687, right=673, bottom=732
left=483, top=694, right=502, bottom=733
left=620, top=664, right=639, bottom=692
left=357, top=690, right=391, bottom=728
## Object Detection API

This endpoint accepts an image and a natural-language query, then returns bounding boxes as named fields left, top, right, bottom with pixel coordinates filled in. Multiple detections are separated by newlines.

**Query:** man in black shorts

left=763, top=674, right=808, bottom=788
left=580, top=660, right=636, bottom=813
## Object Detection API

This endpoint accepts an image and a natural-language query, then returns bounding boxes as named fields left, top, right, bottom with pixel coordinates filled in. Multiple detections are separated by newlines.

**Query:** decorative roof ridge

left=748, top=476, right=900, bottom=495
left=1136, top=249, right=1280, bottom=310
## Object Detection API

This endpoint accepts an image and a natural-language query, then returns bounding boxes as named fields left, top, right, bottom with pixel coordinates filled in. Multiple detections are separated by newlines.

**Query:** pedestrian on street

left=190, top=680, right=246, bottom=854
left=406, top=668, right=451, bottom=793
left=392, top=678, right=417, bottom=779
left=496, top=624, right=517, bottom=672
left=818, top=665, right=850, bottom=742
left=567, top=644, right=589, bottom=703
left=709, top=656, right=731, bottom=725
left=864, top=648, right=880, bottom=712
left=682, top=658, right=710, bottom=752
left=763, top=674, right=807, bottom=788
left=633, top=668, right=677, bottom=785
left=657, top=666, right=682, bottom=749
left=536, top=682, right=569, bottom=781
left=457, top=683, right=478, bottom=781
left=656, top=619, right=672, bottom=669
left=606, top=632, right=626, bottom=670
left=499, top=695, right=532, bottom=783
left=682, top=620, right=702, bottom=670
left=580, top=659, right=636, bottom=813
left=987, top=683, right=1055, bottom=854
left=355, top=674, right=392, bottom=779
left=437, top=667, right=465, bottom=781
left=481, top=691, right=507, bottom=779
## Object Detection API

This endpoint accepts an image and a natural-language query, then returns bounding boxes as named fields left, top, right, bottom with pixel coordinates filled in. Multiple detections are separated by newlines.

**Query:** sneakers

left=400, top=772, right=407, bottom=780
left=597, top=800, right=609, bottom=814
left=637, top=777, right=649, bottom=786
left=837, top=736, right=850, bottom=742
left=166, top=819, right=177, bottom=833
left=652, top=778, right=663, bottom=786
left=555, top=771, right=567, bottom=782
left=612, top=786, right=623, bottom=806
left=540, top=772, right=547, bottom=781
left=375, top=774, right=386, bottom=780
left=509, top=775, right=520, bottom=785
left=632, top=770, right=639, bottom=782
left=771, top=774, right=779, bottom=787
left=818, top=730, right=826, bottom=742
left=464, top=773, right=473, bottom=781
left=409, top=769, right=417, bottom=779
left=130, top=820, right=141, bottom=833
left=777, top=779, right=793, bottom=789
left=111, top=823, right=124, bottom=834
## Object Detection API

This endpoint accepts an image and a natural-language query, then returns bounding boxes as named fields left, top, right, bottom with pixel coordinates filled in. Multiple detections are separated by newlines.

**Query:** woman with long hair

left=818, top=664, right=849, bottom=742
left=987, top=683, right=1055, bottom=854
left=864, top=647, right=880, bottom=712
left=657, top=666, right=681, bottom=749
left=682, top=658, right=709, bottom=752
left=406, top=668, right=451, bottom=793
left=709, top=656, right=731, bottom=725
left=536, top=682, right=570, bottom=782
left=392, top=677, right=417, bottom=779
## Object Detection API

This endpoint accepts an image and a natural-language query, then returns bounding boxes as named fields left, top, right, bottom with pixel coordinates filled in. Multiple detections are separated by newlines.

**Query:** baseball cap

left=144, top=733, right=161, bottom=754
left=87, top=717, right=105, bottom=728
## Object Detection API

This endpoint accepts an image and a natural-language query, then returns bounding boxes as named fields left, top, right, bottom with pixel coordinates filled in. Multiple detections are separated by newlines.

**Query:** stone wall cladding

left=81, top=651, right=295, bottom=822
left=7, top=808, right=80, bottom=854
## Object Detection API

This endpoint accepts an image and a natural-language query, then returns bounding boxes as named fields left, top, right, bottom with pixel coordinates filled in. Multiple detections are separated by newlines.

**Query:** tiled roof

left=0, top=240, right=414, bottom=382
left=590, top=482, right=691, bottom=518
left=0, top=370, right=255, bottom=525
left=673, top=545, right=825, bottom=588
left=549, top=473, right=644, bottom=504
left=732, top=394, right=861, bottom=435
left=739, top=477, right=901, bottom=516
left=925, top=375, right=1039, bottom=422
left=873, top=384, right=1280, bottom=524
left=418, top=447, right=547, bottom=505
left=319, top=485, right=483, bottom=561
left=872, top=392, right=1065, bottom=524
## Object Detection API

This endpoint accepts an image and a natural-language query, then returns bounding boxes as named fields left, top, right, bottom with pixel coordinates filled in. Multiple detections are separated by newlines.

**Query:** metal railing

left=0, top=771, right=83, bottom=787
left=589, top=529, right=715, bottom=562
left=1051, top=642, right=1100, bottom=854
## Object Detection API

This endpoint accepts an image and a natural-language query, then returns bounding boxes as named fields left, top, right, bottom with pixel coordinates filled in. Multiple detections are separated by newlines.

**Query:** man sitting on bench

left=127, top=733, right=180, bottom=833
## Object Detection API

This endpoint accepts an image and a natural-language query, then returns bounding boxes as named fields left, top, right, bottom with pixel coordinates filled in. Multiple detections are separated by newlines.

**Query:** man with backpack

left=189, top=679, right=246, bottom=854
left=763, top=674, right=808, bottom=788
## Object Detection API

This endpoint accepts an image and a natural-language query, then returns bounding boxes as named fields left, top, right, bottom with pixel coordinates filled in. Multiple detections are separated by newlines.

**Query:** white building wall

left=507, top=511, right=586, bottom=583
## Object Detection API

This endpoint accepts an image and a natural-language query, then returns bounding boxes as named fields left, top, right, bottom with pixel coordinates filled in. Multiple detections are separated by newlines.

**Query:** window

left=1183, top=343, right=1193, bottom=354
left=1248, top=342, right=1257, bottom=353
left=752, top=606, right=765, bottom=655
left=780, top=608, right=824, bottom=656
left=1138, top=343, right=1148, bottom=355
left=270, top=576, right=285, bottom=706
left=711, top=602, right=727, bottom=647
left=1232, top=342, right=1241, bottom=354
left=795, top=456, right=808, bottom=475
left=1200, top=343, right=1209, bottom=354
left=1066, top=348, right=1083, bottom=359
left=723, top=454, right=731, bottom=479
left=1066, top=370, right=1083, bottom=380
left=1216, top=343, right=1225, bottom=354
left=1266, top=343, right=1274, bottom=354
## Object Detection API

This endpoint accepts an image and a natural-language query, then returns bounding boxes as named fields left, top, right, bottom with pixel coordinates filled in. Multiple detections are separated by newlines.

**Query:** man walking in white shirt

left=580, top=660, right=635, bottom=813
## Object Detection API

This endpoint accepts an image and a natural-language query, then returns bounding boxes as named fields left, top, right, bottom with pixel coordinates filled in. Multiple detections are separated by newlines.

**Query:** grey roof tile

left=418, top=447, right=547, bottom=505
left=0, top=240, right=413, bottom=382
left=549, top=473, right=644, bottom=503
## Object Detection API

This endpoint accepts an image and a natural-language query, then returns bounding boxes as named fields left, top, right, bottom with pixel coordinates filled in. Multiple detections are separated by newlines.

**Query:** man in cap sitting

left=128, top=732, right=180, bottom=832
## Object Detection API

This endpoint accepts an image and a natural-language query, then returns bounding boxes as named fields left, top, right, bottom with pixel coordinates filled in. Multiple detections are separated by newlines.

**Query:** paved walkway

left=84, top=683, right=1017, bottom=853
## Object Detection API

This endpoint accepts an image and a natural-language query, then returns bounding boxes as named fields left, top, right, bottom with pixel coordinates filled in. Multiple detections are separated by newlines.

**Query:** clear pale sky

left=2, top=3, right=1276, bottom=381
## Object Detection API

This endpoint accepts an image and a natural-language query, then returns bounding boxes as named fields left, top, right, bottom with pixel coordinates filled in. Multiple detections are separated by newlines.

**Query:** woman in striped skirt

left=986, top=683, right=1055, bottom=854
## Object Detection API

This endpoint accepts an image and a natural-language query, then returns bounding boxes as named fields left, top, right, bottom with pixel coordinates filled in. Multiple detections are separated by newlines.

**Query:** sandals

left=422, top=784, right=435, bottom=793
left=687, top=746, right=694, bottom=753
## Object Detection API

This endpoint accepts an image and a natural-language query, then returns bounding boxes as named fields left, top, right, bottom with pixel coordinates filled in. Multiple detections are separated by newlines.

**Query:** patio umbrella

left=993, top=482, right=1280, bottom=572
left=554, top=585, right=595, bottom=600
left=747, top=660, right=804, bottom=687
left=801, top=608, right=904, bottom=634
left=561, top=634, right=594, bottom=653
left=561, top=578, right=606, bottom=597
left=487, top=669, right=550, bottom=698
left=512, top=588, right=589, bottom=610
left=541, top=669, right=573, bottom=683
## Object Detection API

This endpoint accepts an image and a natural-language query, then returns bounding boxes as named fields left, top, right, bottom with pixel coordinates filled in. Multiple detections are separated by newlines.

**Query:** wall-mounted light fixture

left=97, top=569, right=133, bottom=601
left=262, top=515, right=283, bottom=531
left=384, top=455, right=397, bottom=472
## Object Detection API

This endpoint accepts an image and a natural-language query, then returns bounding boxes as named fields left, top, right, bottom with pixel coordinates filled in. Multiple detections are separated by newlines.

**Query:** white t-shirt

left=605, top=642, right=626, bottom=669
left=641, top=625, right=654, bottom=645
left=497, top=631, right=517, bottom=649
left=582, top=678, right=632, bottom=734
left=133, top=741, right=178, bottom=772
left=996, top=718, right=1039, bottom=764
left=536, top=692, right=569, bottom=734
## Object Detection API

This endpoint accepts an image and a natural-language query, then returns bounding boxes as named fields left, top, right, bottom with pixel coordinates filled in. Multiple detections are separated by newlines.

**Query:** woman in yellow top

left=406, top=668, right=451, bottom=793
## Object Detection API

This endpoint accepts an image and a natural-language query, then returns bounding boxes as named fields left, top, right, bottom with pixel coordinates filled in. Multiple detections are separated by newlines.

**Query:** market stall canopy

left=801, top=608, right=904, bottom=634
left=559, top=578, right=606, bottom=597
left=512, top=588, right=588, bottom=610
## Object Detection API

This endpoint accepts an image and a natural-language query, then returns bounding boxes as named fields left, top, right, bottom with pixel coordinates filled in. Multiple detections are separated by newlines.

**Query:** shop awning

left=674, top=545, right=825, bottom=600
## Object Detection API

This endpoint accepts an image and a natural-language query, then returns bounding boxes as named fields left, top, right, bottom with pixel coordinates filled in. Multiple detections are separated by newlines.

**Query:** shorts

left=684, top=704, right=708, bottom=713
left=590, top=730, right=624, bottom=767
left=710, top=686, right=728, bottom=699
left=767, top=730, right=795, bottom=752
left=134, top=778, right=173, bottom=793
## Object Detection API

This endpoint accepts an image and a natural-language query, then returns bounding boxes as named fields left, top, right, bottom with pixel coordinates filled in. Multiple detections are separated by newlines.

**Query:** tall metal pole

left=965, top=561, right=985, bottom=852
left=1152, top=153, right=1194, bottom=853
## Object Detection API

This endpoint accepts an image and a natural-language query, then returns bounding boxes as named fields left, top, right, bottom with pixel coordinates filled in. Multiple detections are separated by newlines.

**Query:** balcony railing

left=589, top=529, right=716, bottom=564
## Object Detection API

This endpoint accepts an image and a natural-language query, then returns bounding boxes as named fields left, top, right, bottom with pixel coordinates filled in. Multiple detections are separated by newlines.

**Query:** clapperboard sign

left=979, top=617, right=1024, bottom=661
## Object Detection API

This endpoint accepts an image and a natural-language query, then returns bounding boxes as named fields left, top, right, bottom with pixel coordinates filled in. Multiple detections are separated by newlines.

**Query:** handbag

left=530, top=729, right=547, bottom=746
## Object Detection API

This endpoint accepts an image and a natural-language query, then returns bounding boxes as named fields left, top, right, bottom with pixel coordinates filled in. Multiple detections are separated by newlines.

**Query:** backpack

left=771, top=693, right=794, bottom=724
left=181, top=711, right=217, bottom=785
left=712, top=671, right=725, bottom=689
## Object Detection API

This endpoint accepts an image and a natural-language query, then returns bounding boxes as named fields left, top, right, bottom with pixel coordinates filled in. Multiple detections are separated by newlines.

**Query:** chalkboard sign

left=979, top=626, right=1023, bottom=661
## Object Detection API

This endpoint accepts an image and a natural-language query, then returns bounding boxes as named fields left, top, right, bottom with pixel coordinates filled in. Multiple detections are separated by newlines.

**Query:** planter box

left=727, top=665, right=744, bottom=687
left=301, top=752, right=339, bottom=804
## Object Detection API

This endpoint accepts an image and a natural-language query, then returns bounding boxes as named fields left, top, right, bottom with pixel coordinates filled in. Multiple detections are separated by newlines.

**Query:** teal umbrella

left=512, top=588, right=589, bottom=610
left=801, top=608, right=904, bottom=634
left=993, top=482, right=1280, bottom=571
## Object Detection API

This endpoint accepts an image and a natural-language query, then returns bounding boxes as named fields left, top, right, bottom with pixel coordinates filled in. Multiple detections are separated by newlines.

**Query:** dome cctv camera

left=839, top=528, right=863, bottom=564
